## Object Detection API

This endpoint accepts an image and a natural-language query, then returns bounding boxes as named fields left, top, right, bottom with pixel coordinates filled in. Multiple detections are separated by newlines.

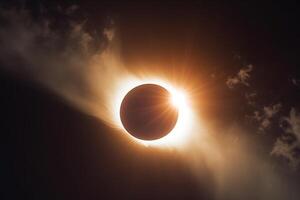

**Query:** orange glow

left=111, top=76, right=196, bottom=148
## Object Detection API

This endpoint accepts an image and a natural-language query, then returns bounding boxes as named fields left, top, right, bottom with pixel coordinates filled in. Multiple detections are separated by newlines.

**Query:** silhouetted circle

left=120, top=84, right=178, bottom=140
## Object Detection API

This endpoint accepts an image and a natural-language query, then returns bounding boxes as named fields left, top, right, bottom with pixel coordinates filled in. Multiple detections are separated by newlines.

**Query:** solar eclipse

left=120, top=84, right=178, bottom=140
left=114, top=78, right=193, bottom=147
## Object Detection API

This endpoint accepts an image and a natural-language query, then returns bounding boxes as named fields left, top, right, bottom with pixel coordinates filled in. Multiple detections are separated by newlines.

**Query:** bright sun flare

left=170, top=90, right=187, bottom=109
left=112, top=76, right=195, bottom=147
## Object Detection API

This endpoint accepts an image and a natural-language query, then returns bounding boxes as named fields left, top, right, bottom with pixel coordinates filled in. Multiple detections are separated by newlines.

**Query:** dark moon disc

left=120, top=84, right=178, bottom=140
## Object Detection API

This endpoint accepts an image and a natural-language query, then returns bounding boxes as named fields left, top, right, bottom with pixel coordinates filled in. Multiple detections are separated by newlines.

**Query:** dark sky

left=1, top=1, right=300, bottom=200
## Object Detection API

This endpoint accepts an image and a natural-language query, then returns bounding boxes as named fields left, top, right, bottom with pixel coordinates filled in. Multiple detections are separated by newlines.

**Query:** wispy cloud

left=226, top=64, right=253, bottom=89
left=66, top=4, right=79, bottom=15
left=272, top=108, right=300, bottom=169
left=252, top=103, right=282, bottom=132
left=245, top=92, right=257, bottom=106
left=0, top=7, right=121, bottom=125
left=291, top=78, right=300, bottom=87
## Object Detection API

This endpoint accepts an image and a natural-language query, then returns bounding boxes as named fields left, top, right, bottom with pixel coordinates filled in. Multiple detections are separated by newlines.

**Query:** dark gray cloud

left=0, top=7, right=97, bottom=74
left=0, top=7, right=119, bottom=122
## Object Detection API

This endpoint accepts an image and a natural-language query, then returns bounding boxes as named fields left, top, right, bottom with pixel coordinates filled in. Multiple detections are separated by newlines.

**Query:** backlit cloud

left=272, top=108, right=300, bottom=169
left=252, top=103, right=282, bottom=132
left=226, top=64, right=253, bottom=89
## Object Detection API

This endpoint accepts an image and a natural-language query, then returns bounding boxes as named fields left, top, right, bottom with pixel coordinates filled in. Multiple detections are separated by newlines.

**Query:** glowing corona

left=111, top=76, right=195, bottom=148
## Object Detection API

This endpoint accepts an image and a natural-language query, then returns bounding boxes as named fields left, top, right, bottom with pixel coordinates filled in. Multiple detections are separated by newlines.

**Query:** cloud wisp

left=272, top=108, right=300, bottom=169
left=0, top=7, right=128, bottom=127
left=226, top=64, right=253, bottom=89
left=250, top=103, right=282, bottom=132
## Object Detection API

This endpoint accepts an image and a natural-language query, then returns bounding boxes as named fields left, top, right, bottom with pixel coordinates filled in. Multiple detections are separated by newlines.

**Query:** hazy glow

left=111, top=76, right=195, bottom=147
